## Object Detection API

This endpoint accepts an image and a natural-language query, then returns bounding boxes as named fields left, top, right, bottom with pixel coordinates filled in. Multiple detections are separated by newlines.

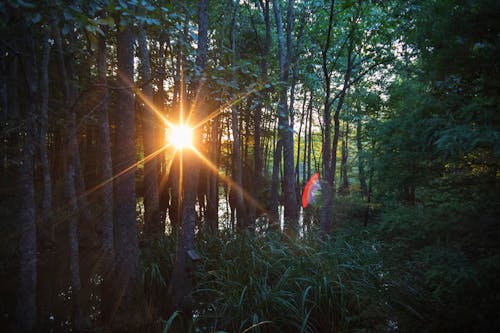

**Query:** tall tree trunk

left=329, top=3, right=359, bottom=190
left=270, top=139, right=283, bottom=223
left=340, top=120, right=350, bottom=195
left=95, top=30, right=115, bottom=326
left=307, top=95, right=313, bottom=180
left=320, top=3, right=357, bottom=234
left=272, top=0, right=298, bottom=229
left=110, top=24, right=145, bottom=329
left=166, top=5, right=190, bottom=233
left=37, top=30, right=56, bottom=332
left=138, top=25, right=162, bottom=236
left=62, top=29, right=93, bottom=251
left=38, top=31, right=53, bottom=247
left=64, top=125, right=84, bottom=331
left=53, top=24, right=85, bottom=330
left=206, top=113, right=220, bottom=230
left=330, top=45, right=353, bottom=189
left=167, top=0, right=208, bottom=317
left=364, top=137, right=375, bottom=226
left=319, top=0, right=336, bottom=235
left=303, top=92, right=313, bottom=184
left=13, top=20, right=38, bottom=333
left=248, top=0, right=270, bottom=225
left=321, top=0, right=335, bottom=185
left=157, top=35, right=169, bottom=227
left=229, top=0, right=244, bottom=229
left=296, top=92, right=307, bottom=187
left=356, top=117, right=368, bottom=197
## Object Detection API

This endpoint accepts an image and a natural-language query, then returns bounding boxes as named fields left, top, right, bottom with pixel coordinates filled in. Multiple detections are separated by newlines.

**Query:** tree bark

left=320, top=0, right=335, bottom=234
left=52, top=24, right=86, bottom=330
left=247, top=0, right=270, bottom=225
left=206, top=114, right=220, bottom=230
left=296, top=91, right=308, bottom=187
left=95, top=30, right=115, bottom=326
left=356, top=117, right=368, bottom=197
left=307, top=95, right=313, bottom=181
left=320, top=2, right=357, bottom=234
left=270, top=139, right=283, bottom=223
left=138, top=25, right=162, bottom=236
left=339, top=120, right=350, bottom=195
left=303, top=92, right=313, bottom=185
left=329, top=4, right=359, bottom=189
left=14, top=19, right=38, bottom=333
left=272, top=0, right=299, bottom=228
left=38, top=31, right=53, bottom=246
left=167, top=0, right=209, bottom=317
left=229, top=0, right=245, bottom=229
left=110, top=24, right=145, bottom=329
left=37, top=29, right=56, bottom=332
left=321, top=0, right=335, bottom=185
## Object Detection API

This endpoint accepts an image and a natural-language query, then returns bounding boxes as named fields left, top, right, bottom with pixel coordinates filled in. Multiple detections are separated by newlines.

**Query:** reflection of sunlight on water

left=218, top=196, right=231, bottom=230
left=154, top=192, right=314, bottom=237
left=136, top=198, right=144, bottom=224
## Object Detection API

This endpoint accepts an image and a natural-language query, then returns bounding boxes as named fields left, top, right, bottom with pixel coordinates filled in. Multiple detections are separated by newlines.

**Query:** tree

left=109, top=22, right=145, bottom=329
left=167, top=0, right=209, bottom=317
left=138, top=23, right=162, bottom=236
left=12, top=14, right=38, bottom=333
left=94, top=26, right=115, bottom=327
left=228, top=0, right=245, bottom=229
left=272, top=0, right=299, bottom=227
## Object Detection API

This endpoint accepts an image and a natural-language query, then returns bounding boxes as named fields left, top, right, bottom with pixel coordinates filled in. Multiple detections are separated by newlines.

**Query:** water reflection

left=155, top=193, right=314, bottom=237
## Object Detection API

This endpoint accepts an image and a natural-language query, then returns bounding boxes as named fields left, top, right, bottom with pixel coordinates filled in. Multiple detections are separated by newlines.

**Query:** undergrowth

left=141, top=195, right=500, bottom=332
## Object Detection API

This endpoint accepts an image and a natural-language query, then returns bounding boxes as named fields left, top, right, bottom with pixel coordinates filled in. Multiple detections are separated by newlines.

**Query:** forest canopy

left=1, top=0, right=499, bottom=332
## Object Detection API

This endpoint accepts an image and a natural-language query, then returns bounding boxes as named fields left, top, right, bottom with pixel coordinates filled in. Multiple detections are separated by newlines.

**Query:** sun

left=168, top=125, right=193, bottom=149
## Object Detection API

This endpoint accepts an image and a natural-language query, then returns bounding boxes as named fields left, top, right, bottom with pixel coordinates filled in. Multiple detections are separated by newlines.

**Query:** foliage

left=189, top=230, right=395, bottom=332
left=1, top=0, right=498, bottom=331
left=373, top=201, right=500, bottom=332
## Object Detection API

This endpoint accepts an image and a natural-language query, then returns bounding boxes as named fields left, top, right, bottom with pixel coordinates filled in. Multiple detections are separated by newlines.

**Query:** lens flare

left=302, top=173, right=321, bottom=208
left=168, top=125, right=193, bottom=149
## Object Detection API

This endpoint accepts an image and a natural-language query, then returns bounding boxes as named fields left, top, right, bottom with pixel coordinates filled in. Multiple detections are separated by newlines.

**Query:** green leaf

left=97, top=16, right=115, bottom=27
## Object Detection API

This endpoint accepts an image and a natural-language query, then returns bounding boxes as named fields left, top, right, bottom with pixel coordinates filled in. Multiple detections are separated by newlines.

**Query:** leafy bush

left=373, top=203, right=500, bottom=332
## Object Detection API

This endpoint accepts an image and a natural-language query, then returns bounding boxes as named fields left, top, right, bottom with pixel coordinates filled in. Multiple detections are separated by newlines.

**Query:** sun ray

left=118, top=73, right=177, bottom=130
left=134, top=88, right=175, bottom=129
left=106, top=74, right=271, bottom=225
left=180, top=62, right=185, bottom=127
left=178, top=149, right=184, bottom=219
left=185, top=73, right=208, bottom=126
left=81, top=143, right=172, bottom=200
left=158, top=154, right=176, bottom=204
left=192, top=86, right=261, bottom=130
left=168, top=125, right=193, bottom=149
left=190, top=147, right=267, bottom=215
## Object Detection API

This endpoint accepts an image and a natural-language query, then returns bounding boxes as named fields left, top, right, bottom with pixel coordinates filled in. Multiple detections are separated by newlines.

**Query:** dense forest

left=1, top=0, right=499, bottom=332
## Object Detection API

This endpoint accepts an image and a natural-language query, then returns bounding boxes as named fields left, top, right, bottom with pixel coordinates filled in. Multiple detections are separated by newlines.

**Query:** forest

left=0, top=0, right=499, bottom=332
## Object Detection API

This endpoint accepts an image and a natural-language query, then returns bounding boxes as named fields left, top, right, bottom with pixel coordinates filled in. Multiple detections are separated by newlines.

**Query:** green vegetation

left=142, top=195, right=499, bottom=332
left=1, top=0, right=498, bottom=331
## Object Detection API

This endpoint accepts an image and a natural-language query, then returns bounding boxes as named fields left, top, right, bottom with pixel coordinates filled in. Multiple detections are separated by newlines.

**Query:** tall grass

left=192, top=229, right=395, bottom=332
left=142, top=199, right=500, bottom=332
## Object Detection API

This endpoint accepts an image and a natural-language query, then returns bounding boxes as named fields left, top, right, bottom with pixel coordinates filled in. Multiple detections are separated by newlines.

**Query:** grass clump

left=192, top=229, right=395, bottom=333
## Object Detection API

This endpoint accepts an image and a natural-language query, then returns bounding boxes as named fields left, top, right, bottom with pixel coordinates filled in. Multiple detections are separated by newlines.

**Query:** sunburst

left=168, top=125, right=193, bottom=150
left=80, top=72, right=267, bottom=229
